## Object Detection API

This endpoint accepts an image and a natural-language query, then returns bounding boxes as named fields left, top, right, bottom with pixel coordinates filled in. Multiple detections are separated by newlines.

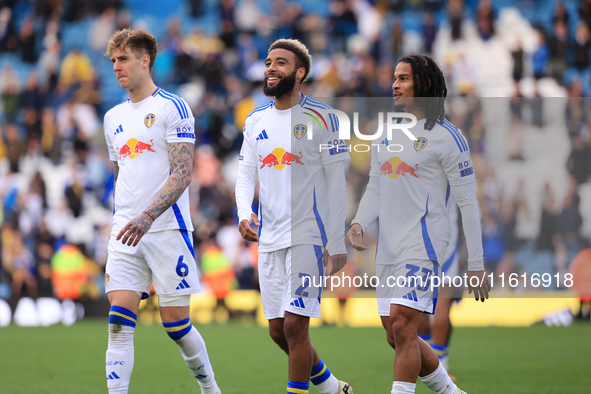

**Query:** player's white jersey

left=442, top=194, right=459, bottom=276
left=104, top=87, right=195, bottom=235
left=238, top=95, right=350, bottom=252
left=353, top=118, right=475, bottom=265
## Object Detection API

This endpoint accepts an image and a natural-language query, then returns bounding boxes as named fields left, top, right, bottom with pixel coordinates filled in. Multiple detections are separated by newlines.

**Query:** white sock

left=420, top=362, right=458, bottom=394
left=174, top=325, right=219, bottom=393
left=392, top=381, right=416, bottom=394
left=106, top=324, right=135, bottom=394
left=310, top=359, right=339, bottom=394
left=315, top=375, right=339, bottom=394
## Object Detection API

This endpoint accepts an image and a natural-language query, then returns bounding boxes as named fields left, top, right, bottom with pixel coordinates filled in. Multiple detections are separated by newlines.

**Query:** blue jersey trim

left=158, top=91, right=186, bottom=119
left=313, top=189, right=328, bottom=247
left=438, top=121, right=464, bottom=152
left=246, top=102, right=273, bottom=119
left=432, top=262, right=440, bottom=313
left=160, top=90, right=188, bottom=119
left=420, top=195, right=438, bottom=262
left=172, top=203, right=195, bottom=258
left=442, top=238, right=459, bottom=274
left=444, top=120, right=468, bottom=151
left=314, top=245, right=324, bottom=302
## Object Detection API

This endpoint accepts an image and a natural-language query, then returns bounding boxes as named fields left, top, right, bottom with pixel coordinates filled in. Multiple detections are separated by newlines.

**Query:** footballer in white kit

left=103, top=29, right=221, bottom=394
left=104, top=86, right=199, bottom=297
left=237, top=39, right=353, bottom=394
left=237, top=94, right=349, bottom=318
left=348, top=54, right=488, bottom=394
left=351, top=116, right=476, bottom=315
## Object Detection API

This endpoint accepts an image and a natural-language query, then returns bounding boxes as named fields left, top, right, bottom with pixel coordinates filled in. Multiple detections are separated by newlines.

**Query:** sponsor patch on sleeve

left=460, top=167, right=474, bottom=177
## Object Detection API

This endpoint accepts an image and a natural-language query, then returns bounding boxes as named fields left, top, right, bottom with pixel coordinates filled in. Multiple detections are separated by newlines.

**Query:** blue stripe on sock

left=162, top=317, right=190, bottom=328
left=163, top=318, right=192, bottom=340
left=310, top=359, right=332, bottom=385
left=419, top=334, right=432, bottom=342
left=288, top=381, right=310, bottom=390
left=108, top=306, right=137, bottom=327
left=311, top=359, right=325, bottom=376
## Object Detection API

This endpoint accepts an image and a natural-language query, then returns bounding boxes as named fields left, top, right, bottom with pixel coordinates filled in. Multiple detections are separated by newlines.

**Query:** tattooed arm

left=117, top=142, right=194, bottom=246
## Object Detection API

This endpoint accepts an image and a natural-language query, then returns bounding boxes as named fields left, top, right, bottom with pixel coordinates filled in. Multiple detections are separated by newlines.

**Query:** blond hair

left=105, top=29, right=158, bottom=73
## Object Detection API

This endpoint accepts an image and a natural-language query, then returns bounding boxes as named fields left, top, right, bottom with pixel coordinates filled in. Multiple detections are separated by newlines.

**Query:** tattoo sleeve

left=143, top=142, right=194, bottom=220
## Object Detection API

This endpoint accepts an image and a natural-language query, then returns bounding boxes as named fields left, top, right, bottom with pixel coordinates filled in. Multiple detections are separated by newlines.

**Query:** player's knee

left=390, top=314, right=415, bottom=345
left=269, top=323, right=286, bottom=344
left=283, top=316, right=309, bottom=342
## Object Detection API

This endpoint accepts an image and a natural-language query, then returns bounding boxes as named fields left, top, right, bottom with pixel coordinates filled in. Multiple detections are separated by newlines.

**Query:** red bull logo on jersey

left=259, top=148, right=304, bottom=169
left=380, top=157, right=419, bottom=179
left=117, top=138, right=156, bottom=160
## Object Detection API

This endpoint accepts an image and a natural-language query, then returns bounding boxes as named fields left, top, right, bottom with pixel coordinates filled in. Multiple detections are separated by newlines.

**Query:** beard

left=263, top=70, right=297, bottom=98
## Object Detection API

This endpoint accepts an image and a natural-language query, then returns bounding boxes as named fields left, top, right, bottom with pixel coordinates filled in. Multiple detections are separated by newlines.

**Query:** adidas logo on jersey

left=114, top=125, right=124, bottom=135
left=176, top=279, right=190, bottom=290
left=107, top=372, right=120, bottom=380
left=290, top=297, right=305, bottom=308
left=256, top=130, right=269, bottom=140
left=402, top=290, right=418, bottom=302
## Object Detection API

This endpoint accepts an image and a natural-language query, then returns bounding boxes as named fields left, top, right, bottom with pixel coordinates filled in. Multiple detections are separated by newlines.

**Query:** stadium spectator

left=476, top=0, right=495, bottom=41
left=553, top=1, right=570, bottom=25
left=547, top=20, right=569, bottom=84
left=556, top=180, right=583, bottom=266
left=423, top=13, right=437, bottom=54
left=534, top=184, right=557, bottom=284
left=89, top=8, right=117, bottom=53
left=58, top=49, right=95, bottom=86
left=448, top=0, right=464, bottom=41
left=0, top=7, right=17, bottom=53
left=573, top=22, right=591, bottom=72
left=511, top=40, right=524, bottom=84
left=8, top=231, right=37, bottom=299
left=18, top=17, right=37, bottom=63
left=532, top=29, right=550, bottom=80
left=567, top=135, right=591, bottom=185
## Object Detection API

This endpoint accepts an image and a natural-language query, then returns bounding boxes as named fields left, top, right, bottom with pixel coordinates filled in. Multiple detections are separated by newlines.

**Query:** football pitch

left=0, top=320, right=589, bottom=393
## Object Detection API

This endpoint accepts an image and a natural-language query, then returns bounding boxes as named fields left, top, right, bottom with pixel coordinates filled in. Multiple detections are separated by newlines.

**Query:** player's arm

left=348, top=147, right=380, bottom=251
left=323, top=160, right=348, bottom=274
left=441, top=135, right=490, bottom=301
left=117, top=142, right=194, bottom=246
left=236, top=163, right=259, bottom=242
left=236, top=117, right=259, bottom=242
left=112, top=161, right=119, bottom=195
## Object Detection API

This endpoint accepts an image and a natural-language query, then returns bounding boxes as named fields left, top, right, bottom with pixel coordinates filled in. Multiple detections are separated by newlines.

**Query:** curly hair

left=268, top=38, right=312, bottom=83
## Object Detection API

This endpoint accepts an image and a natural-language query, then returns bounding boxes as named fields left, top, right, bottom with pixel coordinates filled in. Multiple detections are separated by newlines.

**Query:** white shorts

left=259, top=245, right=324, bottom=319
left=105, top=230, right=201, bottom=297
left=441, top=237, right=459, bottom=278
left=377, top=259, right=440, bottom=316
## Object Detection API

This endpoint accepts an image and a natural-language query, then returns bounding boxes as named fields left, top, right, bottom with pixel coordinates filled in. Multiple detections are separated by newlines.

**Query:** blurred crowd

left=0, top=0, right=590, bottom=302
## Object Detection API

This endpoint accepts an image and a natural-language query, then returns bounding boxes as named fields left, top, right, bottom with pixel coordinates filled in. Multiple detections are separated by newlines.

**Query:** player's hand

left=467, top=270, right=490, bottom=302
left=117, top=212, right=154, bottom=247
left=239, top=213, right=259, bottom=242
left=328, top=254, right=348, bottom=275
left=347, top=223, right=367, bottom=251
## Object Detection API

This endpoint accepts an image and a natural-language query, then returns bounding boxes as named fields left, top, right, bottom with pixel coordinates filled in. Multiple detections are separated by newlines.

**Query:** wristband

left=142, top=211, right=155, bottom=221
